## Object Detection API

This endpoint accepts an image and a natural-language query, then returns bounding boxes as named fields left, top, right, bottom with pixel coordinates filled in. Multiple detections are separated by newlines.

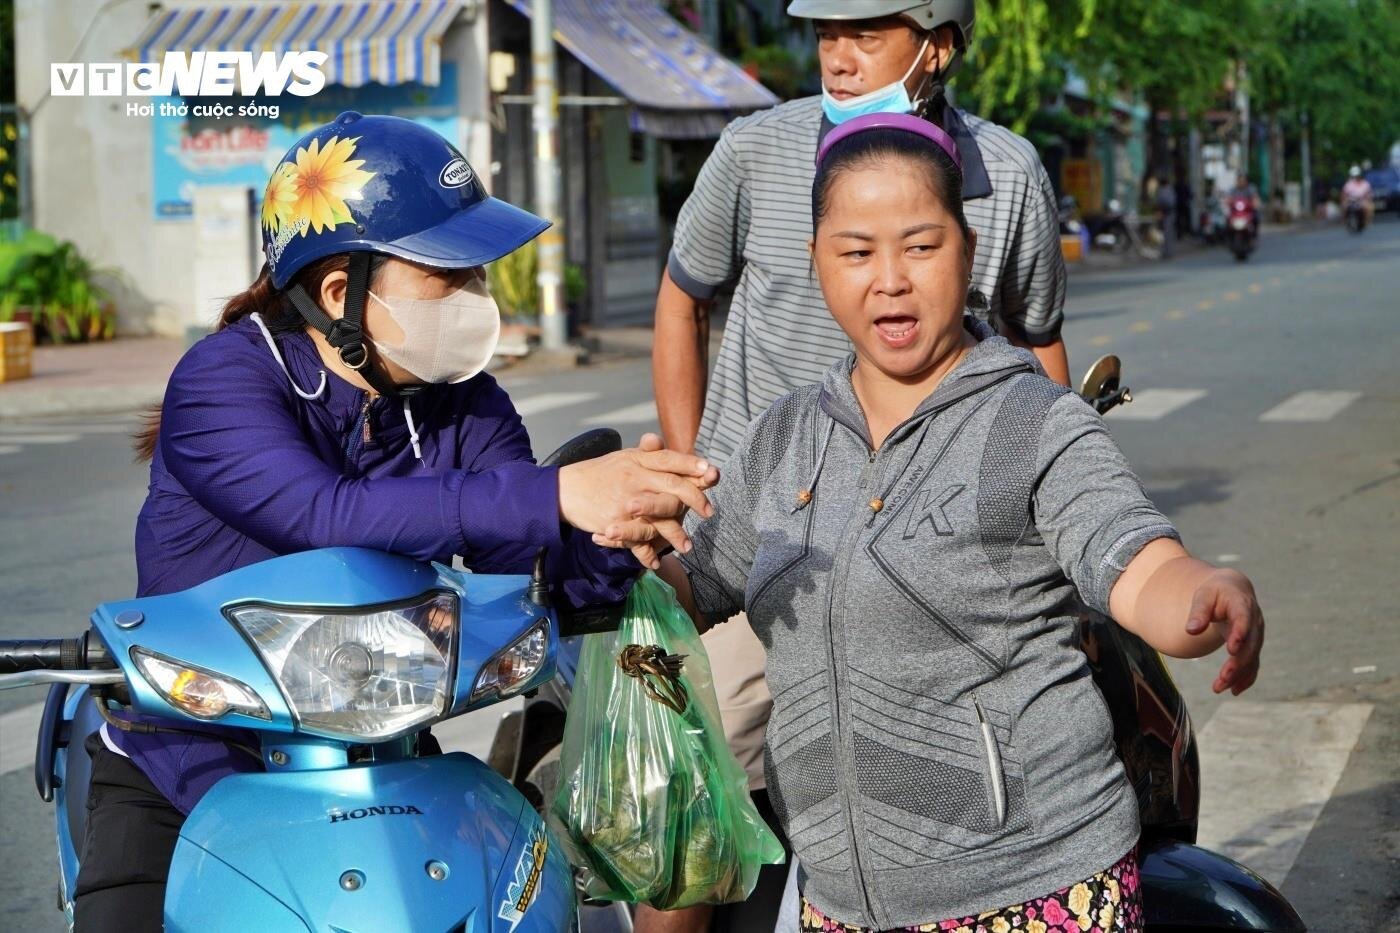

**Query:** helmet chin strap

left=913, top=32, right=956, bottom=121
left=285, top=251, right=402, bottom=399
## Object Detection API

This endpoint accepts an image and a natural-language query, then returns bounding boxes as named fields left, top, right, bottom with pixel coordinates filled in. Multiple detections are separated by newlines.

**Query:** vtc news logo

left=51, top=51, right=328, bottom=97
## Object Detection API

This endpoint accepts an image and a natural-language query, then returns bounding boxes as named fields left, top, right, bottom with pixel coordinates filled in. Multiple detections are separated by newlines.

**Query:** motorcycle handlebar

left=0, top=633, right=114, bottom=674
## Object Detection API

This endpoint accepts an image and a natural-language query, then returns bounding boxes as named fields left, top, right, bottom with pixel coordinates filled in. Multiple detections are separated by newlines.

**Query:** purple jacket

left=121, top=316, right=639, bottom=812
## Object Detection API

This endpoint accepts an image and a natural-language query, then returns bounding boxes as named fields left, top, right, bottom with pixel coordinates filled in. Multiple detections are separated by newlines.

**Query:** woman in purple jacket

left=75, top=113, right=712, bottom=930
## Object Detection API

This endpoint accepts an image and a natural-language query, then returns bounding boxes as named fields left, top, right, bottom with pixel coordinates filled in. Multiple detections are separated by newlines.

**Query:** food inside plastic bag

left=548, top=572, right=785, bottom=909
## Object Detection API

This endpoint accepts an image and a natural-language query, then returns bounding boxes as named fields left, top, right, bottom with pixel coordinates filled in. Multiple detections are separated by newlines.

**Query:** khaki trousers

left=701, top=611, right=772, bottom=790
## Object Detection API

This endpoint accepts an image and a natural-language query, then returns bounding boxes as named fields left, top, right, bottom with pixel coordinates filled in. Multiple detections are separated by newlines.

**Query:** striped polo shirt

left=668, top=96, right=1066, bottom=463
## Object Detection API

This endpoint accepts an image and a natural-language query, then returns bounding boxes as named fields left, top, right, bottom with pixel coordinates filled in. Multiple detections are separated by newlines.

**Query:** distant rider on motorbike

left=1342, top=165, right=1375, bottom=227
left=1225, top=171, right=1262, bottom=237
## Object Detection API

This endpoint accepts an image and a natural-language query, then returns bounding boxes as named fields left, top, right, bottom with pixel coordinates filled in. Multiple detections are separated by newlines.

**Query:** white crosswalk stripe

left=1105, top=388, right=1208, bottom=421
left=511, top=391, right=600, bottom=417
left=1260, top=390, right=1362, bottom=422
left=0, top=420, right=137, bottom=434
left=0, top=417, right=138, bottom=454
left=584, top=402, right=658, bottom=427
left=0, top=433, right=81, bottom=445
left=1195, top=700, right=1373, bottom=887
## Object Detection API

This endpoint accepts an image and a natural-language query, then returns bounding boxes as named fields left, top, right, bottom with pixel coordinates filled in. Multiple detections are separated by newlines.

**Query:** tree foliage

left=958, top=0, right=1399, bottom=175
left=958, top=0, right=1097, bottom=133
left=1070, top=0, right=1254, bottom=117
left=1251, top=0, right=1400, bottom=174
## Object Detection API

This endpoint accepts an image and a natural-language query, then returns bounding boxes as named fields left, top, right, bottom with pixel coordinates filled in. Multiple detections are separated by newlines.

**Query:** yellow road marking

left=1248, top=283, right=1264, bottom=294
left=1131, top=321, right=1153, bottom=333
left=1223, top=291, right=1242, bottom=302
left=1090, top=335, right=1112, bottom=347
left=1197, top=299, right=1216, bottom=311
left=1166, top=308, right=1186, bottom=320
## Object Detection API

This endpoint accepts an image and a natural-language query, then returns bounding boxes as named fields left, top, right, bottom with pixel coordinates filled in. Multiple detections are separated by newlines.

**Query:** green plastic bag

left=548, top=572, right=786, bottom=909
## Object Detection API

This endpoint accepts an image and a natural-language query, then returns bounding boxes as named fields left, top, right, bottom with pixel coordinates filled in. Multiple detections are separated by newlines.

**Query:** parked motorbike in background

left=495, top=359, right=1306, bottom=933
left=1199, top=199, right=1227, bottom=246
left=1226, top=196, right=1259, bottom=260
left=1086, top=199, right=1158, bottom=259
left=1, top=433, right=630, bottom=932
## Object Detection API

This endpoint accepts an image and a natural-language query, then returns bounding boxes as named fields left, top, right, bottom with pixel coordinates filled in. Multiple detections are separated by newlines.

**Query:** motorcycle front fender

left=164, top=752, right=576, bottom=932
left=1140, top=838, right=1305, bottom=931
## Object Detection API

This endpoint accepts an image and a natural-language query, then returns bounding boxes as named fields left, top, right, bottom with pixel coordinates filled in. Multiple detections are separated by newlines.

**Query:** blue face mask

left=821, top=38, right=932, bottom=125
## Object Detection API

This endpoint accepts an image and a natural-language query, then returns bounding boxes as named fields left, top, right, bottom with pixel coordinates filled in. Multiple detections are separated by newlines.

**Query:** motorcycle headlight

left=471, top=619, right=549, bottom=702
left=226, top=591, right=456, bottom=742
left=132, top=648, right=270, bottom=722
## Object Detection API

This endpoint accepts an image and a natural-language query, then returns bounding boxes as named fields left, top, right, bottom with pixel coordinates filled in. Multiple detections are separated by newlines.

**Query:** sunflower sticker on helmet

left=260, top=134, right=376, bottom=239
left=439, top=158, right=475, bottom=189
left=259, top=112, right=549, bottom=290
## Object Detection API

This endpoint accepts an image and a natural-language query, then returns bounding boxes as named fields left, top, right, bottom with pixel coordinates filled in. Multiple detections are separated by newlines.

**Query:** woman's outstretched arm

left=1109, top=537, right=1264, bottom=695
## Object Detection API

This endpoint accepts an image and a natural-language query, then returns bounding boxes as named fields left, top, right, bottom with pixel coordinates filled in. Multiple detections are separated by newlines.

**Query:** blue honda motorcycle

left=0, top=431, right=627, bottom=932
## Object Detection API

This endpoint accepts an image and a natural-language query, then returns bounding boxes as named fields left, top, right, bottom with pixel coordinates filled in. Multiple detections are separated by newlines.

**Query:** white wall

left=15, top=0, right=493, bottom=337
left=17, top=0, right=192, bottom=336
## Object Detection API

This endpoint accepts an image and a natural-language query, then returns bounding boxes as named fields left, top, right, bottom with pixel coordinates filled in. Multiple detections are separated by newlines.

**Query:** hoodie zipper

left=825, top=440, right=885, bottom=928
left=343, top=393, right=373, bottom=471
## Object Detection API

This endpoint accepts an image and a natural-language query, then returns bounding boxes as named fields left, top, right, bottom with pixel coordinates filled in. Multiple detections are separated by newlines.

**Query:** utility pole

left=531, top=0, right=567, bottom=352
left=697, top=0, right=721, bottom=48
left=1234, top=59, right=1250, bottom=179
left=1300, top=110, right=1313, bottom=217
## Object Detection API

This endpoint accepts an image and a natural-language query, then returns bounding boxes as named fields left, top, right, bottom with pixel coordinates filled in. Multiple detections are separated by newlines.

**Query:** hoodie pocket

left=847, top=667, right=1033, bottom=862
left=973, top=695, right=1009, bottom=829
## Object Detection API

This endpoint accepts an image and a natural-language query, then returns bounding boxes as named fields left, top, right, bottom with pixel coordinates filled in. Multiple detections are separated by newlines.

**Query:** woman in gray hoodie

left=600, top=113, right=1264, bottom=932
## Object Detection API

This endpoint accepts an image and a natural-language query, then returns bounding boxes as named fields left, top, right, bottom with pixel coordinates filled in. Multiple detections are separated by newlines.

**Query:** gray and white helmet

left=788, top=0, right=977, bottom=77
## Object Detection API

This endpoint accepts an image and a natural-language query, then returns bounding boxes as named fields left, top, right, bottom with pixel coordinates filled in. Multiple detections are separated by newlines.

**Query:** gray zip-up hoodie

left=679, top=322, right=1178, bottom=927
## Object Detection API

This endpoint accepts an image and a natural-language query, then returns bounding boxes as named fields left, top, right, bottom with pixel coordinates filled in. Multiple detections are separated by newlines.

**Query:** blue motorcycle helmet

left=259, top=111, right=548, bottom=395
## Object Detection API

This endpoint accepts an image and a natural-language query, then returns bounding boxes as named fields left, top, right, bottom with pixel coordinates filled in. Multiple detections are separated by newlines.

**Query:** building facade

left=14, top=0, right=772, bottom=337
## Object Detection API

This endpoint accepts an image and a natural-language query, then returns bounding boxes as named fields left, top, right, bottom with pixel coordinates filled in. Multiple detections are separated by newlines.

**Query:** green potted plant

left=487, top=240, right=539, bottom=357
left=0, top=230, right=58, bottom=331
left=564, top=262, right=586, bottom=317
left=0, top=232, right=117, bottom=344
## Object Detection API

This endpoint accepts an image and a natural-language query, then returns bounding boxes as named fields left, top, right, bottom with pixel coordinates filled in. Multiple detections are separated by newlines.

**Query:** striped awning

left=504, top=0, right=779, bottom=139
left=128, top=1, right=462, bottom=88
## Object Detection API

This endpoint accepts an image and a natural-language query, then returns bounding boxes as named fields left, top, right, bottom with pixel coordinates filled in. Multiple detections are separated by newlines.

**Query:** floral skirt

left=799, top=847, right=1143, bottom=933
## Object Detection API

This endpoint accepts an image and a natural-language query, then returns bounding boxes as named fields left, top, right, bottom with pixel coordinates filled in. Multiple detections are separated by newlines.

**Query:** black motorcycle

left=500, top=366, right=1305, bottom=931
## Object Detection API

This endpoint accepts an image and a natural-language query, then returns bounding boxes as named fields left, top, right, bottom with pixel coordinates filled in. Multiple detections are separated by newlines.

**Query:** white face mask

left=367, top=275, right=501, bottom=384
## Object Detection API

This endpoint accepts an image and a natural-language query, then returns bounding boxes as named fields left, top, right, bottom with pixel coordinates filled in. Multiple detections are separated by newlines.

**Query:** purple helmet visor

left=816, top=112, right=962, bottom=171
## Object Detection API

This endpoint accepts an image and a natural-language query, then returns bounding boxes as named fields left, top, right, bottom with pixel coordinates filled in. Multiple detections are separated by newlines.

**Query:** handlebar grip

left=0, top=633, right=112, bottom=674
left=0, top=639, right=77, bottom=675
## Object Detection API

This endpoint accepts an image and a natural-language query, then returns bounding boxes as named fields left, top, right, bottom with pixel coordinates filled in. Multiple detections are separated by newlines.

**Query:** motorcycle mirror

left=1078, top=355, right=1133, bottom=415
left=539, top=428, right=622, bottom=468
left=1079, top=354, right=1122, bottom=401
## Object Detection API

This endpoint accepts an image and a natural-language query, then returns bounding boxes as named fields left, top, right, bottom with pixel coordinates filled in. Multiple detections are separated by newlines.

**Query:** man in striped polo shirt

left=641, top=3, right=1068, bottom=929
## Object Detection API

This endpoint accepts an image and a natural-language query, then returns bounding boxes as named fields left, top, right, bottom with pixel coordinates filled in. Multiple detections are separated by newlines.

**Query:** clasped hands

left=557, top=433, right=718, bottom=569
